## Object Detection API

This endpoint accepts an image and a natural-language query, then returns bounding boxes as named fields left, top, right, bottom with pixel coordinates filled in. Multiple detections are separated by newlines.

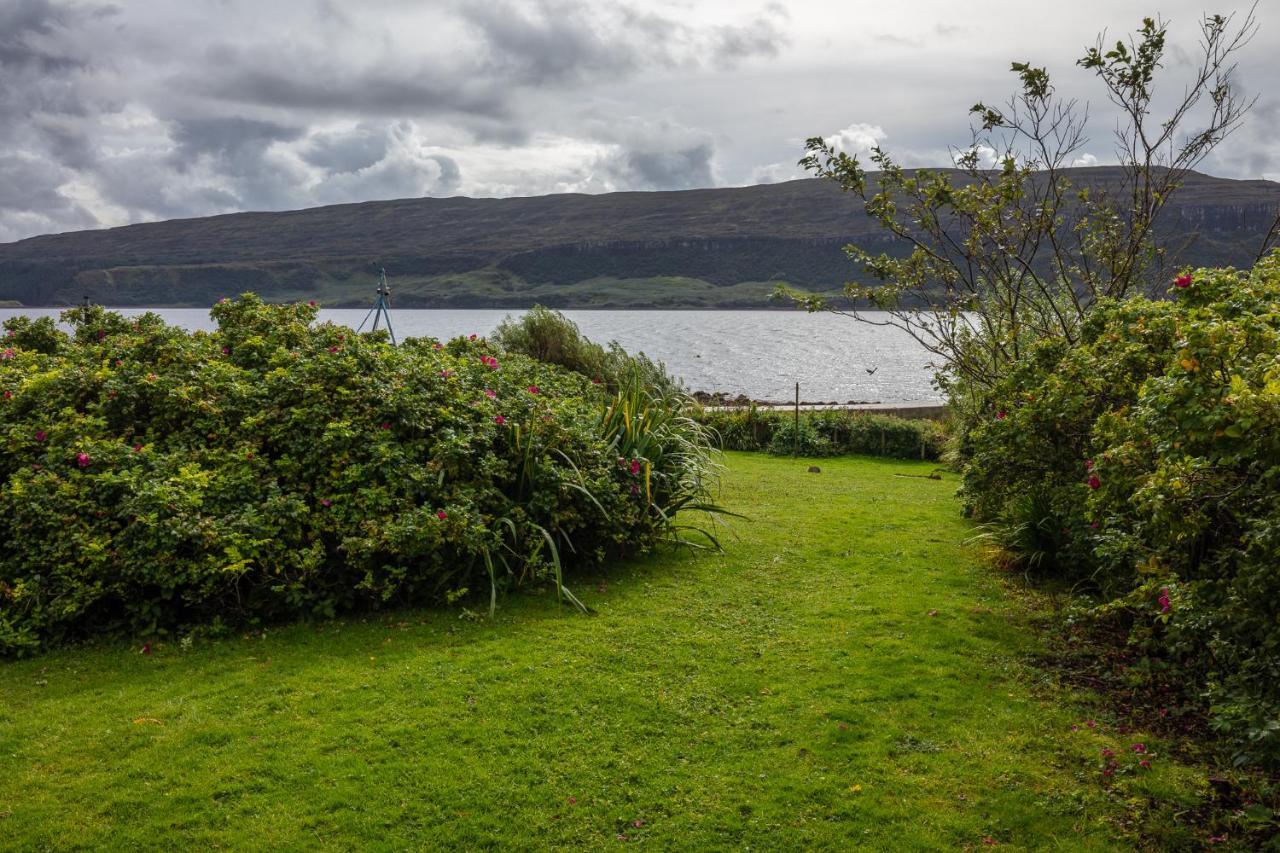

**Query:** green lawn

left=0, top=453, right=1206, bottom=849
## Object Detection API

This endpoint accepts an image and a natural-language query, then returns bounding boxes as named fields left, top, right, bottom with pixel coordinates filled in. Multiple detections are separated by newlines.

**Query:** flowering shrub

left=0, top=296, right=717, bottom=654
left=954, top=253, right=1280, bottom=765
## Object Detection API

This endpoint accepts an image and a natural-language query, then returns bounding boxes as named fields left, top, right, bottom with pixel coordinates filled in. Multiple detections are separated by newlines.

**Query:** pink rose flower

left=436, top=510, right=447, bottom=520
left=494, top=415, right=506, bottom=425
left=1087, top=475, right=1101, bottom=490
left=76, top=452, right=90, bottom=468
left=1173, top=273, right=1192, bottom=288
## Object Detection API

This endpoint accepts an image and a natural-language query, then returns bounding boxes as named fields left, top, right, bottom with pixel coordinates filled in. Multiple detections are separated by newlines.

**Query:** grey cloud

left=304, top=123, right=463, bottom=203
left=621, top=142, right=716, bottom=190
left=0, top=0, right=114, bottom=124
left=185, top=1, right=787, bottom=124
left=0, top=0, right=83, bottom=72
left=187, top=64, right=511, bottom=119
left=710, top=8, right=790, bottom=66
left=302, top=125, right=391, bottom=172
left=589, top=120, right=719, bottom=191
left=170, top=117, right=302, bottom=159
left=0, top=153, right=97, bottom=241
left=312, top=151, right=462, bottom=204
left=1205, top=95, right=1280, bottom=182
left=457, top=1, right=645, bottom=86
left=431, top=154, right=461, bottom=192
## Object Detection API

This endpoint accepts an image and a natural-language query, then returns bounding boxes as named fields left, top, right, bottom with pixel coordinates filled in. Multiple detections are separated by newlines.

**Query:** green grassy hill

left=2, top=168, right=1277, bottom=307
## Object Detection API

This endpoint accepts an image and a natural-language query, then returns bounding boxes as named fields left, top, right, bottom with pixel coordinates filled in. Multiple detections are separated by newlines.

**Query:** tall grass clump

left=493, top=305, right=681, bottom=397
left=495, top=306, right=725, bottom=548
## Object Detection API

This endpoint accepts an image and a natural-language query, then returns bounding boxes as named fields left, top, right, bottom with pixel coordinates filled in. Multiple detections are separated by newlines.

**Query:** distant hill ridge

left=2, top=167, right=1277, bottom=308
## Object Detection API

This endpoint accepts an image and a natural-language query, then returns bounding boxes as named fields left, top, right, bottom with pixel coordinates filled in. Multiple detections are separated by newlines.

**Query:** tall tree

left=789, top=9, right=1258, bottom=390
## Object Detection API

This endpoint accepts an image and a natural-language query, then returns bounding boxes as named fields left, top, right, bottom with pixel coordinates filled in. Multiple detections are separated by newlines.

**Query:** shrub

left=698, top=406, right=945, bottom=461
left=766, top=418, right=831, bottom=457
left=954, top=254, right=1280, bottom=765
left=0, top=296, right=718, bottom=655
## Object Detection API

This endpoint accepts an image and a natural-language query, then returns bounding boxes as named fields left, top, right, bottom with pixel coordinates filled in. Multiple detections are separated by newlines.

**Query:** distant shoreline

left=1, top=304, right=819, bottom=312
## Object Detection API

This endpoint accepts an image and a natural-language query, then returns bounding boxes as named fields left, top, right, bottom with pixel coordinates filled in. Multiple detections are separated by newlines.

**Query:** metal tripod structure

left=357, top=266, right=396, bottom=345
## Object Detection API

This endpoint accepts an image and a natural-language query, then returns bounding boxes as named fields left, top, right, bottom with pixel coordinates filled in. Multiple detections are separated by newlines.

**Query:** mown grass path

left=0, top=453, right=1200, bottom=850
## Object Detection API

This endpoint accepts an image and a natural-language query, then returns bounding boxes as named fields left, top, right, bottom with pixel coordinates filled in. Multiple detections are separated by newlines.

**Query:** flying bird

left=865, top=365, right=878, bottom=375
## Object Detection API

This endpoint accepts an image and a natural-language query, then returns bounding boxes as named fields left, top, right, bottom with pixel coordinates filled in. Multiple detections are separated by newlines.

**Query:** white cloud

left=748, top=161, right=803, bottom=184
left=822, top=123, right=888, bottom=157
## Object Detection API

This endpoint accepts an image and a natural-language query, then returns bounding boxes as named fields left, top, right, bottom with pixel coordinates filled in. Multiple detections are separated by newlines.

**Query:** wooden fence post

left=794, top=382, right=800, bottom=458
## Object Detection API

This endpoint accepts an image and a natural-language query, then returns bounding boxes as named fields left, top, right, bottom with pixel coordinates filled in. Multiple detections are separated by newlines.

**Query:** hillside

left=1, top=168, right=1277, bottom=308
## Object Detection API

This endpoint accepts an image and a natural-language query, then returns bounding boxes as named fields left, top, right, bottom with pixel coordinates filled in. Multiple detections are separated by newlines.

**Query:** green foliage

left=0, top=295, right=717, bottom=654
left=791, top=11, right=1256, bottom=390
left=698, top=406, right=945, bottom=461
left=493, top=305, right=681, bottom=397
left=0, top=453, right=1243, bottom=850
left=954, top=254, right=1280, bottom=766
left=766, top=418, right=831, bottom=457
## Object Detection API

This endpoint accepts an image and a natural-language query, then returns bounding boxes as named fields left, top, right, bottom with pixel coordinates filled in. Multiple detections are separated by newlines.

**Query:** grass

left=0, top=453, right=1211, bottom=849
left=58, top=264, right=842, bottom=310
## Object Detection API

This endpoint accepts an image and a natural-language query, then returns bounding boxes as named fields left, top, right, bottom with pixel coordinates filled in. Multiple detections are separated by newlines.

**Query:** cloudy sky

left=2, top=0, right=1277, bottom=242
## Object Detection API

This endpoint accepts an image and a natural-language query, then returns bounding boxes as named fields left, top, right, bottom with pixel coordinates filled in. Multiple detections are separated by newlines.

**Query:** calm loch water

left=0, top=308, right=940, bottom=403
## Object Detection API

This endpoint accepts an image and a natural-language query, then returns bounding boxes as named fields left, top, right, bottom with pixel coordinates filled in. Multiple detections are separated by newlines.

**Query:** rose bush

left=0, top=295, right=718, bottom=654
left=952, top=253, right=1280, bottom=765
